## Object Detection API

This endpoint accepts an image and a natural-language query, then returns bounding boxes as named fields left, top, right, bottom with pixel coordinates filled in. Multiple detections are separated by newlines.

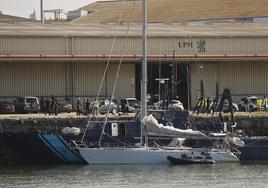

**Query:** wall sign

left=177, top=39, right=206, bottom=53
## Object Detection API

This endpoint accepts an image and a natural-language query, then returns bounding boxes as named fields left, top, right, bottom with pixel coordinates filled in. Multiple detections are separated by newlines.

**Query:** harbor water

left=0, top=163, right=267, bottom=188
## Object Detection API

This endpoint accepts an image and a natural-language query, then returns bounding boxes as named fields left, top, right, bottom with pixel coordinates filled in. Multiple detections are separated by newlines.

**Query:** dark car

left=0, top=101, right=15, bottom=114
left=14, top=96, right=40, bottom=113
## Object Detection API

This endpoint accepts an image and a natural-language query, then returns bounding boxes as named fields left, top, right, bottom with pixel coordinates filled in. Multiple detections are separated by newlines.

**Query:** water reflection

left=0, top=163, right=267, bottom=188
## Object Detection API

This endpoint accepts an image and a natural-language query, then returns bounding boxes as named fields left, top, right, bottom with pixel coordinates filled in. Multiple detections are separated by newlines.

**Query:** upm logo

left=196, top=39, right=206, bottom=53
left=178, top=42, right=193, bottom=49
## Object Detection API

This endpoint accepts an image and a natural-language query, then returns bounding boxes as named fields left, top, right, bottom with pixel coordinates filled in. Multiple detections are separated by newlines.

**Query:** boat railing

left=71, top=140, right=88, bottom=148
left=231, top=146, right=242, bottom=159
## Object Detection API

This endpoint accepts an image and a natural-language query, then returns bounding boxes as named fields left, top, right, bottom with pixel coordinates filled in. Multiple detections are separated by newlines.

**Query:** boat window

left=152, top=112, right=162, bottom=120
left=164, top=111, right=175, bottom=119
left=118, top=123, right=126, bottom=136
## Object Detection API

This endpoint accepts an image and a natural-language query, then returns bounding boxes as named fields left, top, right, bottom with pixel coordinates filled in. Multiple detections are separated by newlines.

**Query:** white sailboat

left=78, top=114, right=239, bottom=164
left=77, top=0, right=240, bottom=165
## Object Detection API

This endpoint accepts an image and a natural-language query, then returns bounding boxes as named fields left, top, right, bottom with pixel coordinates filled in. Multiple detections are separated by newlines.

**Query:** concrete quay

left=192, top=112, right=268, bottom=136
left=0, top=112, right=136, bottom=133
left=0, top=111, right=268, bottom=136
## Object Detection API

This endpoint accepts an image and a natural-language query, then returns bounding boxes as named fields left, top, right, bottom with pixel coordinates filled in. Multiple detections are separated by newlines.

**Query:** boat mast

left=140, top=0, right=148, bottom=146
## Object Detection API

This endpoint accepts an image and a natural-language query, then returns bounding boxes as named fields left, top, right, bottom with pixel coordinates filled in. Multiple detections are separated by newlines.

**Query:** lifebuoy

left=166, top=121, right=173, bottom=127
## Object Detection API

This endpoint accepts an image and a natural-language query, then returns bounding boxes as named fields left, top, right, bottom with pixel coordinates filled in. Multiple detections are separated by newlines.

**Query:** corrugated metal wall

left=74, top=62, right=106, bottom=96
left=106, top=64, right=136, bottom=98
left=148, top=36, right=268, bottom=55
left=72, top=36, right=141, bottom=55
left=0, top=62, right=136, bottom=98
left=0, top=36, right=67, bottom=55
left=74, top=62, right=135, bottom=98
left=1, top=35, right=268, bottom=56
left=0, top=62, right=66, bottom=96
left=1, top=34, right=268, bottom=101
left=218, top=62, right=268, bottom=95
left=190, top=61, right=268, bottom=105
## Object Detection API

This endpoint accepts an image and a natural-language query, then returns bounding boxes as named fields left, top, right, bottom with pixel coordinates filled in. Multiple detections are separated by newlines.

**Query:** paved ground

left=0, top=112, right=137, bottom=120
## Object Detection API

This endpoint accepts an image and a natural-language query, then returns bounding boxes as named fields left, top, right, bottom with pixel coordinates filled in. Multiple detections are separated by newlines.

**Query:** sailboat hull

left=78, top=147, right=239, bottom=165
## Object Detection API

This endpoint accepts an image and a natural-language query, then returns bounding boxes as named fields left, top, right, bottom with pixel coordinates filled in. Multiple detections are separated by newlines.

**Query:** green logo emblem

left=197, top=39, right=206, bottom=53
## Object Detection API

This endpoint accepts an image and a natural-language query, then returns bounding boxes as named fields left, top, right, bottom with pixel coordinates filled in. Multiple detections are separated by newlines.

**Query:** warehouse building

left=1, top=21, right=268, bottom=108
left=75, top=0, right=268, bottom=24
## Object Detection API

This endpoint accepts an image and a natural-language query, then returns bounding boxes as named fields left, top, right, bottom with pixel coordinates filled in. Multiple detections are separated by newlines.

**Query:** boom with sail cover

left=142, top=114, right=207, bottom=138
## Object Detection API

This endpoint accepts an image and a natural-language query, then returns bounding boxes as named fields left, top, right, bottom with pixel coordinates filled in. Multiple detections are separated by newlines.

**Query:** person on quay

left=263, top=96, right=268, bottom=112
left=93, top=99, right=100, bottom=115
left=77, top=98, right=82, bottom=115
left=40, top=96, right=45, bottom=113
left=245, top=97, right=250, bottom=113
left=51, top=95, right=58, bottom=115
left=256, top=97, right=262, bottom=112
left=45, top=97, right=52, bottom=116
left=83, top=97, right=87, bottom=114
left=85, top=98, right=90, bottom=115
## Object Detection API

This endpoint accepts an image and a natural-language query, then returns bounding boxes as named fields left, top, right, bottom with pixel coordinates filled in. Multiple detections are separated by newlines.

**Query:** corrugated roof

left=1, top=22, right=268, bottom=37
left=0, top=13, right=33, bottom=23
left=72, top=0, right=268, bottom=24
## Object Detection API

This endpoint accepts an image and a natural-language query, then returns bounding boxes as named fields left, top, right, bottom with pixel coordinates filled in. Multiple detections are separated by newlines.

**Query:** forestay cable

left=81, top=0, right=128, bottom=142
left=98, top=0, right=137, bottom=146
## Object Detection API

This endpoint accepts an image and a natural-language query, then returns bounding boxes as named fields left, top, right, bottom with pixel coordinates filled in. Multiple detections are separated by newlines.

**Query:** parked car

left=120, top=98, right=140, bottom=112
left=0, top=101, right=15, bottom=114
left=153, top=100, right=184, bottom=111
left=146, top=95, right=159, bottom=109
left=14, top=96, right=40, bottom=113
left=57, top=100, right=72, bottom=113
left=217, top=99, right=238, bottom=113
left=89, top=99, right=121, bottom=115
left=109, top=97, right=122, bottom=112
left=168, top=100, right=184, bottom=111
left=153, top=100, right=167, bottom=110
left=238, top=96, right=258, bottom=112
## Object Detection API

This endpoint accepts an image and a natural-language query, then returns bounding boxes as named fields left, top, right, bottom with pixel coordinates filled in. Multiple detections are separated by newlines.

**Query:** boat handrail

left=71, top=140, right=88, bottom=148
